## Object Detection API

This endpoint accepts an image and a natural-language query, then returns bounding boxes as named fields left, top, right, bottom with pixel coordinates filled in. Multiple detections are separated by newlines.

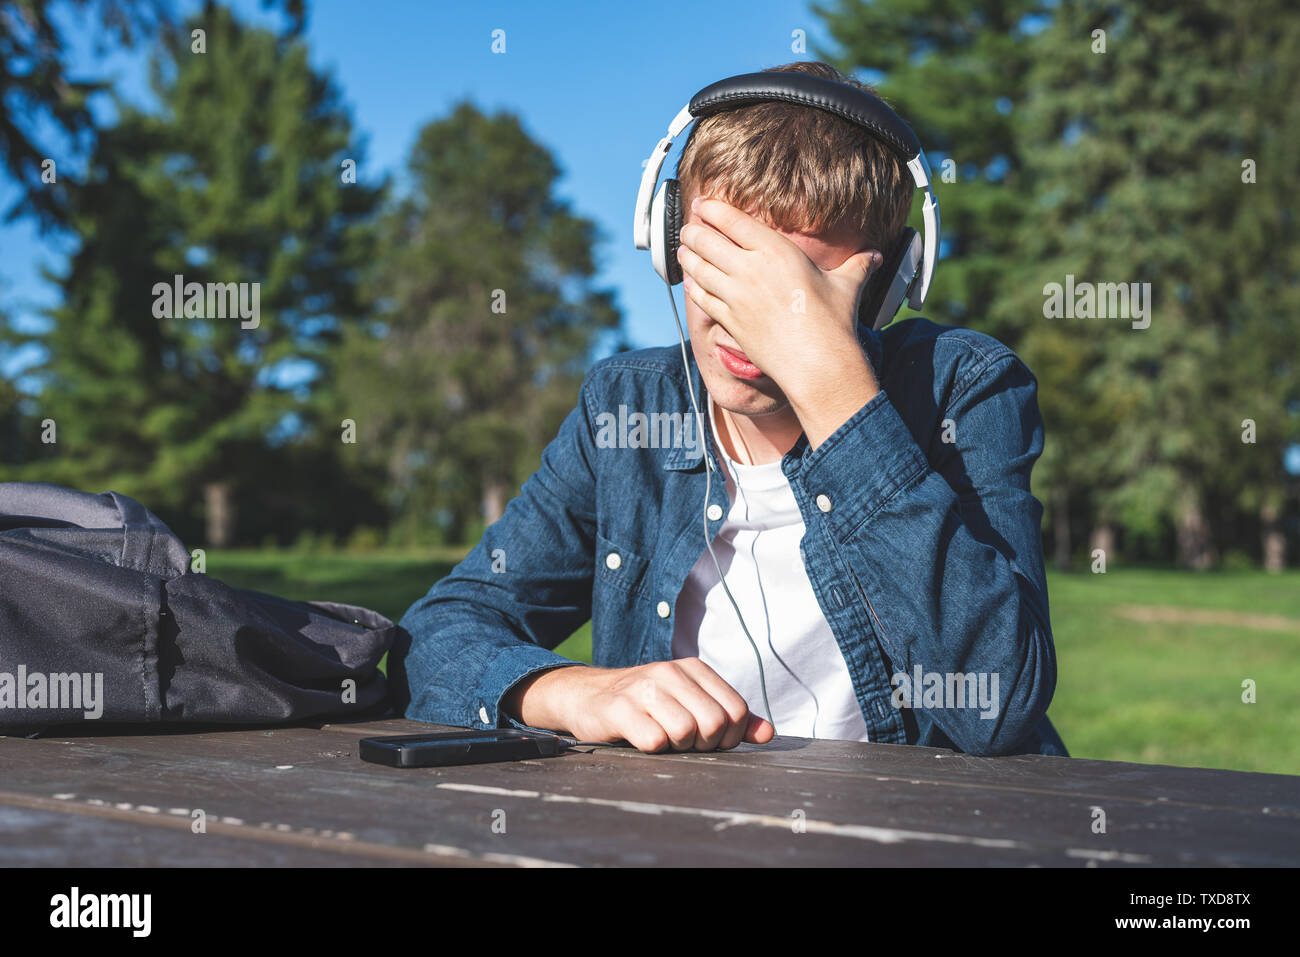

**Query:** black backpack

left=0, top=481, right=399, bottom=733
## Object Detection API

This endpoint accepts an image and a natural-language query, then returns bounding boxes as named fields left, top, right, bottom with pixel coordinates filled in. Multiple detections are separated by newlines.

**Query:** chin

left=697, top=356, right=789, bottom=418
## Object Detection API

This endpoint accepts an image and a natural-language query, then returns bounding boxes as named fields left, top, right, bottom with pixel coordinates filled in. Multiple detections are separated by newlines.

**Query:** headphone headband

left=634, top=70, right=941, bottom=324
left=688, top=72, right=921, bottom=160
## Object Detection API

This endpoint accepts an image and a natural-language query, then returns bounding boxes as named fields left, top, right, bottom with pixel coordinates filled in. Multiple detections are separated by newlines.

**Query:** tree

left=339, top=101, right=622, bottom=544
left=992, top=0, right=1300, bottom=569
left=814, top=0, right=1051, bottom=337
left=0, top=347, right=34, bottom=466
left=0, top=0, right=303, bottom=229
left=11, top=3, right=382, bottom=545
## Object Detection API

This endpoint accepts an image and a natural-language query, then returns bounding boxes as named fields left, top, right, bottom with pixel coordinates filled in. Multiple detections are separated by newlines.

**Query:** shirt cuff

left=473, top=647, right=588, bottom=732
left=798, top=390, right=929, bottom=542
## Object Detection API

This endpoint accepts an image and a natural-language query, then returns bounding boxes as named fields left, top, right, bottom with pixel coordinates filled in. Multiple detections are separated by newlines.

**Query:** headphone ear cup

left=859, top=227, right=921, bottom=330
left=663, top=179, right=684, bottom=285
left=648, top=179, right=683, bottom=285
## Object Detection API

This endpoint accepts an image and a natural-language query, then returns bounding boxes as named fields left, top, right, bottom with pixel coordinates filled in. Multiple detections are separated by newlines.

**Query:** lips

left=716, top=343, right=764, bottom=380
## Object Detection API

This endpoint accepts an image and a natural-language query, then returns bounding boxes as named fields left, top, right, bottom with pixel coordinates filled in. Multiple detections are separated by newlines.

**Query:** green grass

left=210, top=549, right=1298, bottom=775
left=1046, top=568, right=1300, bottom=775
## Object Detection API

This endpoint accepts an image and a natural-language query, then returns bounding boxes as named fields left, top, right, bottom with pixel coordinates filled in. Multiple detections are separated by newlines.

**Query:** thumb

left=743, top=712, right=776, bottom=744
left=830, top=249, right=883, bottom=288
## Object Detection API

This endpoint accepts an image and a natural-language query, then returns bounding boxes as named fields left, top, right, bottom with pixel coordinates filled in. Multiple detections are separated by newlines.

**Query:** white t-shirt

left=670, top=395, right=871, bottom=741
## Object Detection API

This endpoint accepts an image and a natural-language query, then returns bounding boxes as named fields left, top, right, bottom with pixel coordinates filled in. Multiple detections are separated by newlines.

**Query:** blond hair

left=676, top=61, right=913, bottom=256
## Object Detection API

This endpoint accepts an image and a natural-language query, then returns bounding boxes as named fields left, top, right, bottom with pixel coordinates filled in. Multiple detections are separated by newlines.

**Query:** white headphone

left=633, top=71, right=941, bottom=329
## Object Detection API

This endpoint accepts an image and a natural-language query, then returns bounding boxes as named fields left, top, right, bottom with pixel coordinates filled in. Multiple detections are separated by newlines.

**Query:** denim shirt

left=397, top=317, right=1069, bottom=757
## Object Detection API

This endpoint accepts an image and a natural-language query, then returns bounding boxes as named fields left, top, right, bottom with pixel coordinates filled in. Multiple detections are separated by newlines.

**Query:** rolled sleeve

left=794, top=352, right=1057, bottom=756
left=799, top=390, right=930, bottom=542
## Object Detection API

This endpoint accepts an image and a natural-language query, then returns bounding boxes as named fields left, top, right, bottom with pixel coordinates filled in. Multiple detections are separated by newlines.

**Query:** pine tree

left=992, top=0, right=1300, bottom=568
left=18, top=3, right=382, bottom=544
left=339, top=101, right=621, bottom=544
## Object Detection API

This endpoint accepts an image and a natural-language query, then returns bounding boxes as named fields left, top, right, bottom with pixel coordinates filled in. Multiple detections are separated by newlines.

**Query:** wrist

left=505, top=665, right=584, bottom=730
left=786, top=335, right=878, bottom=448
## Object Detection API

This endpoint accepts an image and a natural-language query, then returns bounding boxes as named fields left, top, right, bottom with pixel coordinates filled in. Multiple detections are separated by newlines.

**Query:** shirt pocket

left=594, top=532, right=652, bottom=599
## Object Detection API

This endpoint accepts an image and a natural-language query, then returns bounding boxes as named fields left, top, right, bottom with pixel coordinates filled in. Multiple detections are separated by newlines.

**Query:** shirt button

left=657, top=601, right=671, bottom=618
left=816, top=494, right=833, bottom=513
left=479, top=706, right=491, bottom=725
left=605, top=552, right=622, bottom=570
left=707, top=504, right=723, bottom=521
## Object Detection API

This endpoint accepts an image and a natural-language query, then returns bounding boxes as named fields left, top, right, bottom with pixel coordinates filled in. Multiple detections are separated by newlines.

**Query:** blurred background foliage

left=1, top=0, right=1297, bottom=564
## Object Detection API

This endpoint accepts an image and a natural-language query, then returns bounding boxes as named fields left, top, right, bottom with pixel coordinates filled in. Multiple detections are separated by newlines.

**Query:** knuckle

left=666, top=718, right=696, bottom=743
left=693, top=659, right=721, bottom=679
left=698, top=716, right=726, bottom=742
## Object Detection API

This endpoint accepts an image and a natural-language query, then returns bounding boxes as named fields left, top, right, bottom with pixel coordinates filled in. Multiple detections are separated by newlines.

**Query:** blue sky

left=0, top=0, right=843, bottom=371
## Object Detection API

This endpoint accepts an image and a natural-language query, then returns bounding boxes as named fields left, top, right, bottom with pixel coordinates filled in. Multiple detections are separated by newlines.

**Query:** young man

left=397, top=61, right=1068, bottom=758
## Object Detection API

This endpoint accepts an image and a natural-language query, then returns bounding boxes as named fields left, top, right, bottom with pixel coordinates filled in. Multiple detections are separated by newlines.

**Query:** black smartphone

left=358, top=729, right=571, bottom=768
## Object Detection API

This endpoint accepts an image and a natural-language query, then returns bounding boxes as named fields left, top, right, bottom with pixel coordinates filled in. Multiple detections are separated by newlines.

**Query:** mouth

left=715, top=343, right=764, bottom=380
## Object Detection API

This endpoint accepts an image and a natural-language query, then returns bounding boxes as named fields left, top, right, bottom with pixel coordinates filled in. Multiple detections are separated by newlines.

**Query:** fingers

left=655, top=666, right=733, bottom=751
left=641, top=683, right=701, bottom=751
left=676, top=243, right=734, bottom=310
left=592, top=661, right=777, bottom=754
left=691, top=197, right=769, bottom=251
left=633, top=664, right=726, bottom=752
left=674, top=657, right=755, bottom=750
left=681, top=271, right=733, bottom=329
left=678, top=255, right=737, bottom=334
left=679, top=222, right=740, bottom=276
left=608, top=695, right=673, bottom=753
left=831, top=249, right=883, bottom=291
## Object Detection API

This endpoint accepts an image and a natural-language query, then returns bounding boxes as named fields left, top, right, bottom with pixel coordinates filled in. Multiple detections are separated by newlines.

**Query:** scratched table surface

left=1, top=717, right=1297, bottom=867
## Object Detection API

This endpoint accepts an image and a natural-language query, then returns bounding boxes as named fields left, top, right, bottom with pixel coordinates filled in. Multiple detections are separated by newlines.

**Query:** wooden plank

left=0, top=795, right=451, bottom=867
left=310, top=718, right=1300, bottom=817
left=3, top=728, right=1296, bottom=866
left=0, top=739, right=1036, bottom=866
left=26, top=717, right=1300, bottom=817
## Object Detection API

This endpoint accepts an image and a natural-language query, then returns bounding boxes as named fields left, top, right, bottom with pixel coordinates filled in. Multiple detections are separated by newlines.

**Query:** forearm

left=843, top=468, right=1055, bottom=754
left=786, top=331, right=880, bottom=450
left=398, top=386, right=601, bottom=731
left=799, top=360, right=1056, bottom=754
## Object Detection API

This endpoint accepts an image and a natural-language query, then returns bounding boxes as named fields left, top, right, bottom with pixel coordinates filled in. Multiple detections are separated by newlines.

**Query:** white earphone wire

left=666, top=282, right=777, bottom=735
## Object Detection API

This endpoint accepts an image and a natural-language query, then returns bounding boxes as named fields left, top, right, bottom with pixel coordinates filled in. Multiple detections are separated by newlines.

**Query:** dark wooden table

left=2, top=717, right=1296, bottom=866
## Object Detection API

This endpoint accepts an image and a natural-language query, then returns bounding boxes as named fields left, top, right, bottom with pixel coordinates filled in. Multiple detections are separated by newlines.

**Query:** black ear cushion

left=664, top=178, right=684, bottom=285
left=858, top=227, right=917, bottom=327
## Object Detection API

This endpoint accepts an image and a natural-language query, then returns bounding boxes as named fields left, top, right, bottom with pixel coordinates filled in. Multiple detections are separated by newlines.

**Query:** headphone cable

left=666, top=282, right=777, bottom=736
